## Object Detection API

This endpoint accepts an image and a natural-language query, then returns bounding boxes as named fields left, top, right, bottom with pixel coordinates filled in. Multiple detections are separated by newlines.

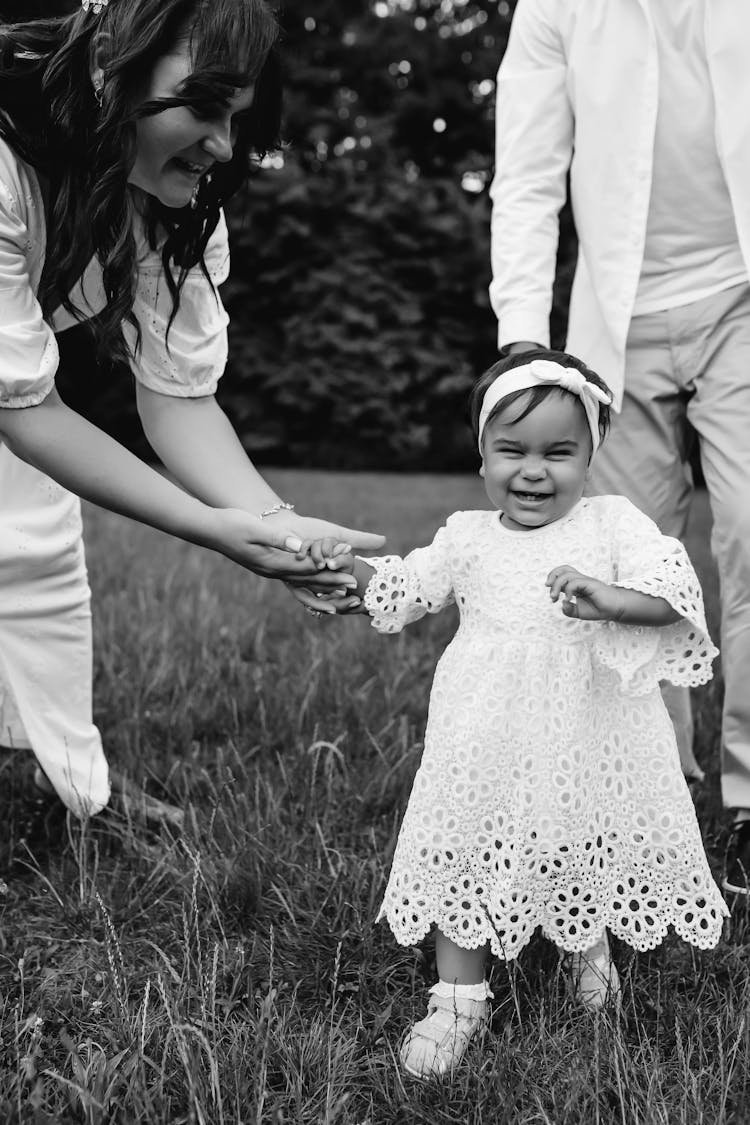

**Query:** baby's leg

left=400, top=931, right=492, bottom=1080
left=436, top=929, right=489, bottom=984
left=561, top=931, right=620, bottom=1010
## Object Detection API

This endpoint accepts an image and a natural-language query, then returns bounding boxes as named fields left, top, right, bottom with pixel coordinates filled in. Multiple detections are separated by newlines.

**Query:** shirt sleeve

left=124, top=211, right=230, bottom=398
left=489, top=0, right=574, bottom=349
left=360, top=519, right=457, bottom=634
left=592, top=497, right=718, bottom=695
left=0, top=174, right=58, bottom=408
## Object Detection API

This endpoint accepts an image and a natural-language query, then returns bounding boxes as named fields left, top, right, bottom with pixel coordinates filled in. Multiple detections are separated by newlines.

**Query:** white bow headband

left=477, top=359, right=612, bottom=457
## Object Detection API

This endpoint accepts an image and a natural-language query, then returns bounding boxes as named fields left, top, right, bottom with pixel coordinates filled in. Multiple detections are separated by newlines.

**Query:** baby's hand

left=295, top=537, right=356, bottom=573
left=546, top=565, right=625, bottom=621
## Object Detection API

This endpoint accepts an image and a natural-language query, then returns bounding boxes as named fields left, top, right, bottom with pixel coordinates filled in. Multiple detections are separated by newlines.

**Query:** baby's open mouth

left=513, top=491, right=550, bottom=502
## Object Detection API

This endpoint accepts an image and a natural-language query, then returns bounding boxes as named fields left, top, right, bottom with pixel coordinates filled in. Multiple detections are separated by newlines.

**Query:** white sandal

left=400, top=981, right=491, bottom=1079
left=563, top=932, right=620, bottom=1010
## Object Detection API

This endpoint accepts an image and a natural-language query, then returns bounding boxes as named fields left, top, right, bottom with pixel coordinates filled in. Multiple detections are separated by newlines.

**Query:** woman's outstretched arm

left=0, top=388, right=358, bottom=586
left=135, top=386, right=386, bottom=552
left=135, top=385, right=384, bottom=611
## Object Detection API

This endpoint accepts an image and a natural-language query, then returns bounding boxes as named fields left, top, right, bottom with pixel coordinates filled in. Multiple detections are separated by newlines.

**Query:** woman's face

left=128, top=40, right=255, bottom=208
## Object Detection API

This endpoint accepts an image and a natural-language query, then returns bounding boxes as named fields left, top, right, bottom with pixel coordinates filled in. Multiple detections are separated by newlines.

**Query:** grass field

left=1, top=470, right=748, bottom=1125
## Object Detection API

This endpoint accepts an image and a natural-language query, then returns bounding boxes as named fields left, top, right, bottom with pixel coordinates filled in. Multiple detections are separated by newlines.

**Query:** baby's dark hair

left=468, top=348, right=612, bottom=451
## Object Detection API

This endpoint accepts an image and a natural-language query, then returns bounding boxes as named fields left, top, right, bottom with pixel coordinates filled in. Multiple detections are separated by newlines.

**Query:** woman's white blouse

left=0, top=137, right=230, bottom=408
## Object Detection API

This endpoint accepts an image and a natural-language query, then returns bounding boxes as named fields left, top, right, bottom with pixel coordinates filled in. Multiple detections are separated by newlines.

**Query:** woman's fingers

left=291, top=517, right=385, bottom=551
left=249, top=546, right=359, bottom=586
left=287, top=585, right=336, bottom=615
left=331, top=595, right=363, bottom=613
left=285, top=584, right=361, bottom=615
left=218, top=512, right=362, bottom=584
left=333, top=526, right=385, bottom=550
left=287, top=566, right=358, bottom=589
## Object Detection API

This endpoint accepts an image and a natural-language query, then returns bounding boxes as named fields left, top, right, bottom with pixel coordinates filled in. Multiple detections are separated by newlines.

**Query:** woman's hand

left=285, top=583, right=364, bottom=616
left=251, top=514, right=384, bottom=610
left=209, top=509, right=361, bottom=591
left=270, top=512, right=385, bottom=555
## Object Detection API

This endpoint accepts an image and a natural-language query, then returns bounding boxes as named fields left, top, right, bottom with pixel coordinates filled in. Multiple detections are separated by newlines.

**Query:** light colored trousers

left=0, top=443, right=110, bottom=816
left=588, top=282, right=750, bottom=810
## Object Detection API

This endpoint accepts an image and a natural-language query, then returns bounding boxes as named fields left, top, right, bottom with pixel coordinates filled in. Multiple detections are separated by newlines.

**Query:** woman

left=0, top=0, right=379, bottom=816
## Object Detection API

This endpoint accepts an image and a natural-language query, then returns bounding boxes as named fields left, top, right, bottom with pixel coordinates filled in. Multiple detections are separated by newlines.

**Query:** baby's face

left=480, top=392, right=592, bottom=531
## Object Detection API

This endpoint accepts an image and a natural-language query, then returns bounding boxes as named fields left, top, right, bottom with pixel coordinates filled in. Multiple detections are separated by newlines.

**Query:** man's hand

left=504, top=340, right=544, bottom=355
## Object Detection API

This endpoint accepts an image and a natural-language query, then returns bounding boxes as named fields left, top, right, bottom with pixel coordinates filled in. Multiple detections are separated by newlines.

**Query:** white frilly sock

left=429, top=979, right=494, bottom=1002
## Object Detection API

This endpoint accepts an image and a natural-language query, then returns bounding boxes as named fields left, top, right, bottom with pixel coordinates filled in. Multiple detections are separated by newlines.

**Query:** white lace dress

left=363, top=497, right=728, bottom=958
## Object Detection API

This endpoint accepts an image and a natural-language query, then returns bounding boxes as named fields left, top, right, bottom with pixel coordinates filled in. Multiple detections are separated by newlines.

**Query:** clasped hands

left=290, top=535, right=363, bottom=616
left=211, top=507, right=378, bottom=615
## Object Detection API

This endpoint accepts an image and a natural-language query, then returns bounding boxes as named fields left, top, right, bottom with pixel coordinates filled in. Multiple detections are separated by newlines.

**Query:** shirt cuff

left=0, top=381, right=54, bottom=409
left=496, top=308, right=551, bottom=351
left=133, top=368, right=220, bottom=398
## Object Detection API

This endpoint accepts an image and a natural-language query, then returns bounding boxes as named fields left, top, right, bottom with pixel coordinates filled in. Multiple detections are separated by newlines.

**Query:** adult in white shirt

left=490, top=0, right=750, bottom=893
left=0, top=0, right=378, bottom=817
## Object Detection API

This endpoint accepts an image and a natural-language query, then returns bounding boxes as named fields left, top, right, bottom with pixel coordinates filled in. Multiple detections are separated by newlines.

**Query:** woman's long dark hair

left=0, top=0, right=282, bottom=362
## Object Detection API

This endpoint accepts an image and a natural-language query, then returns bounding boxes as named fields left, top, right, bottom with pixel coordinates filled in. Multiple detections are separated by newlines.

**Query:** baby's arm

left=546, top=565, right=682, bottom=625
left=299, top=519, right=459, bottom=629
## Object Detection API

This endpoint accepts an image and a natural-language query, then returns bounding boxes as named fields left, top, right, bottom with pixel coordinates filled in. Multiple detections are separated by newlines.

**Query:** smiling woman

left=0, top=0, right=381, bottom=816
left=128, top=56, right=256, bottom=208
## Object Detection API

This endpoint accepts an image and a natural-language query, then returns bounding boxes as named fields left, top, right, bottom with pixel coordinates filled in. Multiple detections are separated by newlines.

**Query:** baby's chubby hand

left=295, top=536, right=356, bottom=572
left=545, top=564, right=624, bottom=621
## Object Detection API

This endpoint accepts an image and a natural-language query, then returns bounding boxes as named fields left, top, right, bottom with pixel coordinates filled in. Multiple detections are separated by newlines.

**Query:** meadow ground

left=1, top=470, right=748, bottom=1124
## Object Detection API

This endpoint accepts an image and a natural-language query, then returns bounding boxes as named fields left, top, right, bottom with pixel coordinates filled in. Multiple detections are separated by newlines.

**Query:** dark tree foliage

left=0, top=1, right=73, bottom=15
left=6, top=0, right=578, bottom=470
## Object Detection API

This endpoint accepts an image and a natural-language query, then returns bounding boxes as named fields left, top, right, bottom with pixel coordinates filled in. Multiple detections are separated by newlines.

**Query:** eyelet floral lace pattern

left=363, top=498, right=727, bottom=957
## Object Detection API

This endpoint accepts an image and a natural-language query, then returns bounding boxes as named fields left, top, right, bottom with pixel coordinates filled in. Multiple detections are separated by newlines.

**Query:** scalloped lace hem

left=378, top=903, right=727, bottom=959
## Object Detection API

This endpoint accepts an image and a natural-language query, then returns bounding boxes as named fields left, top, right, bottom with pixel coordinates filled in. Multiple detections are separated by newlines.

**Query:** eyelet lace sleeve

left=593, top=497, right=718, bottom=694
left=360, top=521, right=456, bottom=634
left=122, top=212, right=231, bottom=398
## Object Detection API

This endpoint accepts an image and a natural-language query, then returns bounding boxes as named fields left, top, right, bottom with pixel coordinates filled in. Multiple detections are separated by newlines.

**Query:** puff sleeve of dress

left=122, top=211, right=231, bottom=397
left=360, top=516, right=459, bottom=634
left=593, top=496, right=718, bottom=695
left=0, top=142, right=58, bottom=408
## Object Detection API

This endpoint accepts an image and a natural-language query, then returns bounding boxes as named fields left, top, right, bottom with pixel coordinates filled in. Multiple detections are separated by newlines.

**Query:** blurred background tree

left=1, top=0, right=577, bottom=469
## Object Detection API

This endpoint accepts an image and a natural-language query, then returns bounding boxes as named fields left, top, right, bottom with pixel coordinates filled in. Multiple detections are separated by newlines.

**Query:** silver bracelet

left=259, top=500, right=295, bottom=519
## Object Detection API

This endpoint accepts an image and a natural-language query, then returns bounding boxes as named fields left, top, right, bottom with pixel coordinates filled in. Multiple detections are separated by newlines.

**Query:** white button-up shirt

left=489, top=0, right=750, bottom=408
